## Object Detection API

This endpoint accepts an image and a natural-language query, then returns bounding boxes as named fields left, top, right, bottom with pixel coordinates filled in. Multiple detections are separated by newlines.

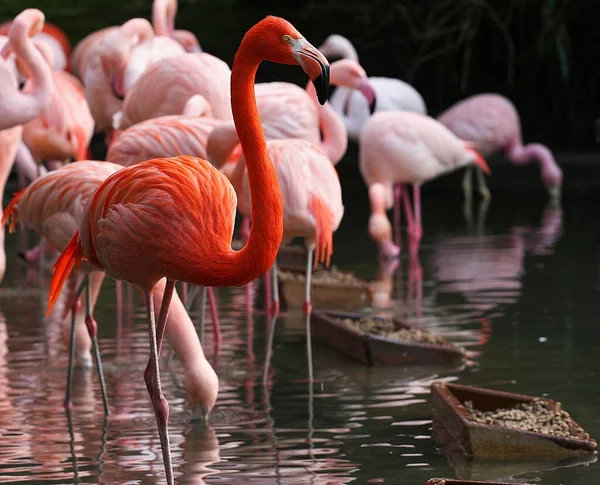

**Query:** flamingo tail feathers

left=46, top=231, right=84, bottom=316
left=2, top=188, right=27, bottom=233
left=309, top=195, right=334, bottom=268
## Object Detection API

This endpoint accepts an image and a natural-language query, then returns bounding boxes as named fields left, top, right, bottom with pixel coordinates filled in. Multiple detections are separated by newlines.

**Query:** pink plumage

left=107, top=115, right=222, bottom=166
left=437, top=93, right=562, bottom=199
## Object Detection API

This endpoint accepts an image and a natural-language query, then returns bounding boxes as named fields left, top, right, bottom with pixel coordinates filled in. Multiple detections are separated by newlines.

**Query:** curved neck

left=152, top=0, right=176, bottom=36
left=5, top=24, right=52, bottom=126
left=505, top=139, right=562, bottom=183
left=306, top=80, right=347, bottom=164
left=219, top=46, right=283, bottom=284
left=338, top=38, right=358, bottom=62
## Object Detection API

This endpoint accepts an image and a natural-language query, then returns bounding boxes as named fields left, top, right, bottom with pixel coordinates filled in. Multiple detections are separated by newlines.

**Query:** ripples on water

left=0, top=189, right=599, bottom=484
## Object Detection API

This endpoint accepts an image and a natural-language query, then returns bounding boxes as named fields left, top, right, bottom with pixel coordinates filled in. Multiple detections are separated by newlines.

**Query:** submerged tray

left=276, top=245, right=307, bottom=273
left=279, top=270, right=372, bottom=310
left=431, top=382, right=597, bottom=457
left=311, top=310, right=465, bottom=366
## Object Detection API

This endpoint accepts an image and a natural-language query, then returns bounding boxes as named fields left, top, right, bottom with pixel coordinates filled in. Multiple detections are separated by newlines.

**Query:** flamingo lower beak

left=359, top=78, right=377, bottom=114
left=295, top=39, right=330, bottom=105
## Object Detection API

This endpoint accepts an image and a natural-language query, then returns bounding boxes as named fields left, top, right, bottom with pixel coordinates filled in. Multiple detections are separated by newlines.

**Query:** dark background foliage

left=2, top=0, right=599, bottom=148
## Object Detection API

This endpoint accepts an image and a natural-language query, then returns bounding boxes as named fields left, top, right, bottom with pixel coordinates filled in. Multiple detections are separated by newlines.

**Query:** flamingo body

left=118, top=53, right=232, bottom=129
left=107, top=115, right=221, bottom=166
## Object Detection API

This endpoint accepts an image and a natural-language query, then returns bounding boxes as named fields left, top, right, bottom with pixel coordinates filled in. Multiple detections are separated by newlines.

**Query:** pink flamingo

left=436, top=93, right=563, bottom=203
left=237, top=139, right=344, bottom=381
left=359, top=111, right=490, bottom=258
left=0, top=9, right=53, bottom=283
left=255, top=59, right=376, bottom=164
left=114, top=52, right=232, bottom=130
left=3, top=161, right=124, bottom=413
left=318, top=34, right=427, bottom=140
left=0, top=19, right=71, bottom=71
left=70, top=0, right=200, bottom=79
left=81, top=18, right=154, bottom=135
left=45, top=17, right=329, bottom=483
left=21, top=68, right=93, bottom=166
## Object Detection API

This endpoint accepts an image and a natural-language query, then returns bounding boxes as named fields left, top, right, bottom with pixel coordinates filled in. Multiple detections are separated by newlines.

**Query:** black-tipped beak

left=369, top=98, right=376, bottom=114
left=359, top=78, right=377, bottom=115
left=295, top=38, right=331, bottom=106
left=314, top=63, right=330, bottom=105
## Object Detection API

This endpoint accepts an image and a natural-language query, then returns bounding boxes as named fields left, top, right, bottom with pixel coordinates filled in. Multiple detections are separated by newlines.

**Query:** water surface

left=1, top=167, right=599, bottom=484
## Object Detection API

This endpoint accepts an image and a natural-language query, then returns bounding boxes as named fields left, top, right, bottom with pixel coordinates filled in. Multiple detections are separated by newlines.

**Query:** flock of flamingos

left=0, top=1, right=564, bottom=483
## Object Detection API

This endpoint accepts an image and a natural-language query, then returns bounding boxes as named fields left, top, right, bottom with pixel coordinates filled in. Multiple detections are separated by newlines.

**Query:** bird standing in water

left=46, top=16, right=330, bottom=485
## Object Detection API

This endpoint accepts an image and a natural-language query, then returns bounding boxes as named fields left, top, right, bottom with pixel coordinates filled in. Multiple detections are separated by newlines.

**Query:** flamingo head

left=245, top=16, right=330, bottom=105
left=330, top=59, right=376, bottom=113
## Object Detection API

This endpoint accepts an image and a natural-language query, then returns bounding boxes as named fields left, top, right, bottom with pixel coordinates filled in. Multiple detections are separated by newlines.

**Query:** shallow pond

left=1, top=155, right=599, bottom=485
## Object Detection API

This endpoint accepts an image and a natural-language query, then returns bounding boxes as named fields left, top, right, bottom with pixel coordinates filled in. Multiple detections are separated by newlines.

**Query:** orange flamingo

left=45, top=16, right=329, bottom=483
left=106, top=114, right=224, bottom=347
left=0, top=9, right=53, bottom=283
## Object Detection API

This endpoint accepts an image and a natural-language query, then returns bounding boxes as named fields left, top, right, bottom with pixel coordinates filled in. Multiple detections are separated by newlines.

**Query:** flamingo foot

left=379, top=240, right=400, bottom=260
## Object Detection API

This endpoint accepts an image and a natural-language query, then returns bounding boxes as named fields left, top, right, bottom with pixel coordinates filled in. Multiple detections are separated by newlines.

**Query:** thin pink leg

left=143, top=284, right=174, bottom=485
left=263, top=262, right=280, bottom=387
left=412, top=183, right=423, bottom=242
left=402, top=189, right=415, bottom=233
left=393, top=183, right=402, bottom=247
left=304, top=249, right=314, bottom=382
left=206, top=287, right=222, bottom=350
left=181, top=282, right=188, bottom=306
left=241, top=217, right=251, bottom=244
left=115, top=280, right=123, bottom=315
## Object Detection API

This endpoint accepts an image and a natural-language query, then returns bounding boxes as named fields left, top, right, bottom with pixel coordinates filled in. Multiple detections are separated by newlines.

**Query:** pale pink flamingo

left=70, top=0, right=199, bottom=79
left=359, top=111, right=490, bottom=258
left=81, top=18, right=154, bottom=135
left=114, top=52, right=232, bottom=130
left=21, top=69, right=94, bottom=165
left=436, top=93, right=563, bottom=203
left=45, top=17, right=328, bottom=483
left=237, top=139, right=344, bottom=381
left=318, top=34, right=427, bottom=140
left=3, top=161, right=124, bottom=413
left=0, top=19, right=70, bottom=71
left=255, top=58, right=376, bottom=164
left=0, top=9, right=53, bottom=283
left=106, top=114, right=224, bottom=347
left=3, top=161, right=220, bottom=418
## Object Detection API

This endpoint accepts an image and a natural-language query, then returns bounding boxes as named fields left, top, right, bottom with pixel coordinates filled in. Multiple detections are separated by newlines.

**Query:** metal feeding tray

left=423, top=480, right=529, bottom=485
left=431, top=382, right=597, bottom=458
left=278, top=270, right=372, bottom=310
left=310, top=310, right=465, bottom=366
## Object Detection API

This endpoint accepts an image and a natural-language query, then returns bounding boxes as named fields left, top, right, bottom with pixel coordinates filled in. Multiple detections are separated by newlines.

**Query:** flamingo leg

left=206, top=287, right=222, bottom=349
left=401, top=189, right=415, bottom=233
left=304, top=248, right=314, bottom=383
left=240, top=216, right=251, bottom=243
left=393, top=183, right=402, bottom=248
left=411, top=183, right=422, bottom=242
left=476, top=166, right=491, bottom=201
left=198, top=286, right=207, bottom=345
left=84, top=273, right=109, bottom=415
left=115, top=280, right=123, bottom=315
left=64, top=274, right=86, bottom=410
left=263, top=261, right=280, bottom=387
left=143, top=286, right=174, bottom=485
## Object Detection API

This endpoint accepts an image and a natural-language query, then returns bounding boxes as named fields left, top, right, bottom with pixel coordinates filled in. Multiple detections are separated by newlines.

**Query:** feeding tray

left=276, top=245, right=307, bottom=273
left=311, top=310, right=465, bottom=366
left=423, top=480, right=529, bottom=485
left=431, top=382, right=597, bottom=458
left=278, top=267, right=372, bottom=310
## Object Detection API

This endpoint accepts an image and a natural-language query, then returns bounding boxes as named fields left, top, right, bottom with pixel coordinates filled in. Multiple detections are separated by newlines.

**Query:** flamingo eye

left=282, top=35, right=292, bottom=43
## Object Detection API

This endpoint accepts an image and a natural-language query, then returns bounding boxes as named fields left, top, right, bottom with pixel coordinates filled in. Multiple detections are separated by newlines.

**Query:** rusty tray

left=311, top=310, right=465, bottom=366
left=423, top=480, right=528, bottom=485
left=279, top=272, right=372, bottom=310
left=431, top=382, right=597, bottom=458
